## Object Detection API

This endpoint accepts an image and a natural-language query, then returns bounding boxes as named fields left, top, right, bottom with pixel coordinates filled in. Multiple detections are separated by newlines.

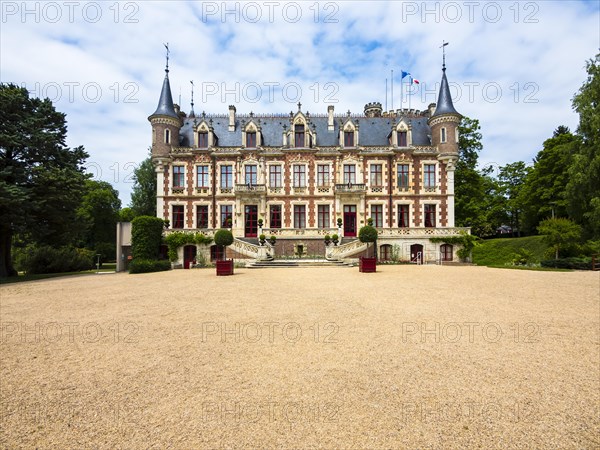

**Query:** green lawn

left=472, top=235, right=548, bottom=267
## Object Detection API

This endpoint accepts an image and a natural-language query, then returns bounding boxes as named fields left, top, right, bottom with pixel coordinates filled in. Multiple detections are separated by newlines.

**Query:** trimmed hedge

left=541, top=257, right=592, bottom=270
left=129, top=259, right=171, bottom=274
left=131, top=216, right=165, bottom=260
left=15, top=245, right=95, bottom=274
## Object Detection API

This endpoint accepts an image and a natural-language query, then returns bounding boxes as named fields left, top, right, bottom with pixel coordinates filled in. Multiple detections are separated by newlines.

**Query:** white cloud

left=1, top=0, right=598, bottom=204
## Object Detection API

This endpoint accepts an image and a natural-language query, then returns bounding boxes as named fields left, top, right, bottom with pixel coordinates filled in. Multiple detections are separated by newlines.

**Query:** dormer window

left=165, top=129, right=171, bottom=144
left=344, top=131, right=354, bottom=147
left=294, top=124, right=305, bottom=148
left=398, top=131, right=407, bottom=147
left=246, top=131, right=256, bottom=148
left=198, top=132, right=208, bottom=148
left=441, top=127, right=447, bottom=143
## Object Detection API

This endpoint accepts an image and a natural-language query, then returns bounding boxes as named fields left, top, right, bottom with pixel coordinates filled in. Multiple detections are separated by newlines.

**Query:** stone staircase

left=246, top=259, right=353, bottom=268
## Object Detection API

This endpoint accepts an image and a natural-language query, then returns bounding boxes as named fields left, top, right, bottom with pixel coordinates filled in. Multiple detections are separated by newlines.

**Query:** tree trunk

left=555, top=247, right=559, bottom=260
left=0, top=226, right=17, bottom=277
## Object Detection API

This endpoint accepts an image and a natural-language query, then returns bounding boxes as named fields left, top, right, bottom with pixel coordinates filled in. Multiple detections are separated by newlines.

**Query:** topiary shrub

left=129, top=259, right=171, bottom=274
left=214, top=229, right=234, bottom=260
left=131, top=216, right=165, bottom=260
left=358, top=225, right=378, bottom=257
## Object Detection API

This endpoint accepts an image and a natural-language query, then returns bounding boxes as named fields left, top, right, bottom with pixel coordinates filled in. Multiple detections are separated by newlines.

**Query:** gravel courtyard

left=1, top=266, right=598, bottom=449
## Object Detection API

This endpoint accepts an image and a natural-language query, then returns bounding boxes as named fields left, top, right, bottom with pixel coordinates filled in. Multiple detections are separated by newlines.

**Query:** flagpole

left=400, top=70, right=403, bottom=110
left=408, top=77, right=411, bottom=111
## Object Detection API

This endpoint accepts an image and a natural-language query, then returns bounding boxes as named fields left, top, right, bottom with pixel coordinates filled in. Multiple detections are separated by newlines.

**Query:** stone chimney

left=327, top=105, right=334, bottom=131
left=228, top=105, right=236, bottom=131
left=364, top=102, right=382, bottom=118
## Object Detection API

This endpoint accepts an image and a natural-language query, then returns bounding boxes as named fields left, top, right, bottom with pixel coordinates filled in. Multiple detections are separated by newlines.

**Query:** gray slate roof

left=178, top=114, right=432, bottom=147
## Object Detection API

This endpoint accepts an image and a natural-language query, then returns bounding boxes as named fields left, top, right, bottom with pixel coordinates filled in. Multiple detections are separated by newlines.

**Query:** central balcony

left=235, top=184, right=266, bottom=195
left=335, top=183, right=367, bottom=194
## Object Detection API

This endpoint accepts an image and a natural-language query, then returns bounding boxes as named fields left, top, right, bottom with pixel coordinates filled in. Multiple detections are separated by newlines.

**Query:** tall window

left=244, top=165, right=257, bottom=186
left=398, top=205, right=409, bottom=227
left=294, top=124, right=305, bottom=147
left=398, top=131, right=407, bottom=147
left=220, top=205, right=233, bottom=228
left=371, top=205, right=383, bottom=228
left=173, top=166, right=185, bottom=188
left=293, top=165, right=306, bottom=188
left=441, top=127, right=447, bottom=143
left=397, top=164, right=409, bottom=188
left=196, top=205, right=209, bottom=228
left=246, top=131, right=256, bottom=148
left=424, top=164, right=436, bottom=188
left=441, top=244, right=453, bottom=261
left=269, top=165, right=282, bottom=187
left=220, top=165, right=233, bottom=188
left=269, top=205, right=282, bottom=228
left=343, top=164, right=356, bottom=184
left=293, top=205, right=306, bottom=228
left=172, top=205, right=184, bottom=229
left=165, top=129, right=170, bottom=144
left=317, top=164, right=330, bottom=187
left=196, top=165, right=209, bottom=188
left=344, top=131, right=354, bottom=147
left=424, top=204, right=436, bottom=227
left=317, top=205, right=330, bottom=228
left=198, top=132, right=208, bottom=148
left=370, top=164, right=383, bottom=187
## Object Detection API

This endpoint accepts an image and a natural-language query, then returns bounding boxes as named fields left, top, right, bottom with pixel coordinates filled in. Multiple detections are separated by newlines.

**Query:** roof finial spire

left=440, top=41, right=449, bottom=70
left=164, top=42, right=170, bottom=73
left=189, top=80, right=195, bottom=117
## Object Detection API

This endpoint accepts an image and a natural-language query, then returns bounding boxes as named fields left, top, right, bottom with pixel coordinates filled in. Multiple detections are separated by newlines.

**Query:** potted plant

left=257, top=218, right=264, bottom=228
left=324, top=234, right=331, bottom=246
left=358, top=223, right=378, bottom=273
left=259, top=234, right=266, bottom=245
left=331, top=234, right=339, bottom=245
left=214, top=228, right=234, bottom=276
left=337, top=218, right=343, bottom=228
left=269, top=235, right=276, bottom=246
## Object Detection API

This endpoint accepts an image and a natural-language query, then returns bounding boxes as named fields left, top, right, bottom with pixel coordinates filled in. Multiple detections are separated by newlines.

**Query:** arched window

left=294, top=124, right=305, bottom=147
left=441, top=127, right=447, bottom=143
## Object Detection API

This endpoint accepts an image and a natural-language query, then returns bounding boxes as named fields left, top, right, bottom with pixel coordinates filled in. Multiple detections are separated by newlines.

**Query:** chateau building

left=149, top=60, right=469, bottom=267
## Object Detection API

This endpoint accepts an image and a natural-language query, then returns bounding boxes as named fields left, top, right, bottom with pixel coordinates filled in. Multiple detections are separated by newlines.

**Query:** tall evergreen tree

left=0, top=84, right=89, bottom=277
left=566, top=53, right=600, bottom=238
left=519, top=127, right=578, bottom=234
left=498, top=162, right=530, bottom=236
left=130, top=150, right=157, bottom=217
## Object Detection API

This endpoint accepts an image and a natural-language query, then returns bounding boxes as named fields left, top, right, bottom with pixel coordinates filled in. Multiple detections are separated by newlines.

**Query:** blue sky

left=1, top=1, right=599, bottom=204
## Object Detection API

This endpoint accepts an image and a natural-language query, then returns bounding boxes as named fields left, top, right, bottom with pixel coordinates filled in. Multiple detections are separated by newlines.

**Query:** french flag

left=411, top=76, right=420, bottom=84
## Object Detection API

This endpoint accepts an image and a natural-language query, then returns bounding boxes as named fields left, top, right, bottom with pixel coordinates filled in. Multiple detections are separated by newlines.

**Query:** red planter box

left=216, top=259, right=234, bottom=276
left=359, top=257, right=377, bottom=273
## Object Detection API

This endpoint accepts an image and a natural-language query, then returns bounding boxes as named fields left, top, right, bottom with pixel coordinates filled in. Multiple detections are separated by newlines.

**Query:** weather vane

left=440, top=41, right=449, bottom=69
left=164, top=42, right=170, bottom=72
left=190, top=80, right=195, bottom=110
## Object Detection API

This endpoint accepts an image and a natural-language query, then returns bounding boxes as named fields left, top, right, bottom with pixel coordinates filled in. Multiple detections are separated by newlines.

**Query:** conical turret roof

left=432, top=68, right=459, bottom=117
left=150, top=71, right=178, bottom=119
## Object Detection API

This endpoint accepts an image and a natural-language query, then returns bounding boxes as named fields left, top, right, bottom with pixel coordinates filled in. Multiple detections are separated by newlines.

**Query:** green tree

left=537, top=217, right=582, bottom=260
left=77, top=179, right=121, bottom=260
left=130, top=151, right=157, bottom=217
left=498, top=161, right=530, bottom=236
left=566, top=53, right=600, bottom=239
left=358, top=224, right=378, bottom=258
left=519, top=127, right=578, bottom=234
left=119, top=207, right=136, bottom=222
left=455, top=117, right=504, bottom=236
left=0, top=84, right=89, bottom=277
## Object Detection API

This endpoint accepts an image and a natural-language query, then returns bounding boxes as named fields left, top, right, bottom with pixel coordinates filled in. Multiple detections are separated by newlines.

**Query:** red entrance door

left=183, top=245, right=197, bottom=269
left=343, top=205, right=357, bottom=237
left=245, top=205, right=258, bottom=237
